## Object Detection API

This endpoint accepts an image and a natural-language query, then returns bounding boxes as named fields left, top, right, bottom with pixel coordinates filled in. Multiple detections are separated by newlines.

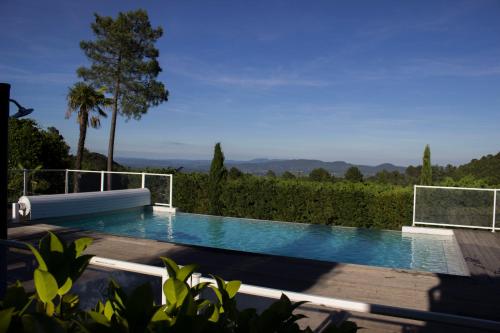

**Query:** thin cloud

left=165, top=56, right=331, bottom=88
left=0, top=65, right=75, bottom=85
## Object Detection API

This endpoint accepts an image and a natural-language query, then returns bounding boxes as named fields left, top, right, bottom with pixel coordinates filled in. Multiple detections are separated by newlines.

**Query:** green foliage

left=344, top=167, right=363, bottom=183
left=78, top=9, right=168, bottom=120
left=8, top=120, right=71, bottom=201
left=0, top=234, right=357, bottom=332
left=78, top=9, right=168, bottom=172
left=420, top=144, right=432, bottom=185
left=66, top=82, right=111, bottom=191
left=439, top=175, right=490, bottom=188
left=174, top=173, right=413, bottom=229
left=0, top=233, right=93, bottom=332
left=66, top=83, right=110, bottom=164
left=8, top=119, right=70, bottom=170
left=454, top=152, right=500, bottom=185
left=369, top=170, right=407, bottom=186
left=282, top=171, right=296, bottom=179
left=228, top=167, right=244, bottom=180
left=208, top=143, right=227, bottom=215
left=266, top=170, right=276, bottom=178
left=308, top=168, right=332, bottom=182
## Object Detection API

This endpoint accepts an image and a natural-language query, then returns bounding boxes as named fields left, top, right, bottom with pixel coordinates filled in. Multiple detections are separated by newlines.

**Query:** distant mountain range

left=116, top=157, right=406, bottom=176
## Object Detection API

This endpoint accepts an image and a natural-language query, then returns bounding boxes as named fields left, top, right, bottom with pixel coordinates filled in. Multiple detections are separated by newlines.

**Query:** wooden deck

left=454, top=229, right=500, bottom=279
left=6, top=223, right=500, bottom=332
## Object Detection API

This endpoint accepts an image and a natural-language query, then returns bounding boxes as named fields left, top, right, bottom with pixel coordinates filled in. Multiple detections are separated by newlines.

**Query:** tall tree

left=344, top=166, right=363, bottom=182
left=78, top=10, right=168, bottom=189
left=421, top=144, right=432, bottom=185
left=66, top=82, right=109, bottom=192
left=208, top=143, right=227, bottom=215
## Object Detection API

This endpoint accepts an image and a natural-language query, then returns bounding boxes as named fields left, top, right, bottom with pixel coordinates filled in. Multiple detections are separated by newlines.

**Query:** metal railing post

left=412, top=185, right=417, bottom=227
left=492, top=190, right=497, bottom=233
left=100, top=171, right=105, bottom=192
left=22, top=169, right=27, bottom=196
left=169, top=175, right=173, bottom=208
left=141, top=173, right=145, bottom=188
left=191, top=272, right=201, bottom=300
left=64, top=169, right=69, bottom=194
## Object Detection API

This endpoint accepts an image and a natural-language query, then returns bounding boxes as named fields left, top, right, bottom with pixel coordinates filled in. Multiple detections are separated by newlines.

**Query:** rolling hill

left=116, top=157, right=405, bottom=176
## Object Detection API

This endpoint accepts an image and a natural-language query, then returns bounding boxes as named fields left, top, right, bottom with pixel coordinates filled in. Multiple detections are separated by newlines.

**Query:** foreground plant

left=0, top=232, right=357, bottom=332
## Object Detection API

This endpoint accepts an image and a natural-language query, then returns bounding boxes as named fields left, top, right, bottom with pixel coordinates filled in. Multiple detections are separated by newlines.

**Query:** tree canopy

left=266, top=170, right=276, bottom=178
left=8, top=119, right=70, bottom=170
left=66, top=82, right=110, bottom=192
left=228, top=167, right=243, bottom=180
left=344, top=166, right=363, bottom=182
left=282, top=171, right=296, bottom=179
left=309, top=168, right=332, bottom=182
left=77, top=9, right=168, bottom=179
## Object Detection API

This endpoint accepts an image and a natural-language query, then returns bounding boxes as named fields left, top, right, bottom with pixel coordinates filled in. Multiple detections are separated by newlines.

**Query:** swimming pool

left=46, top=208, right=468, bottom=275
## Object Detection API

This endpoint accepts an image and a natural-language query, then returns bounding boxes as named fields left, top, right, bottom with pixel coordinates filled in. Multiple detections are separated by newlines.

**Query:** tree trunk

left=73, top=110, right=88, bottom=193
left=107, top=77, right=120, bottom=190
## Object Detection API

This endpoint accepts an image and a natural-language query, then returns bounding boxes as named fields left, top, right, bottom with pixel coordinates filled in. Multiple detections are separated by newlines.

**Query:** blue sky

left=1, top=0, right=499, bottom=166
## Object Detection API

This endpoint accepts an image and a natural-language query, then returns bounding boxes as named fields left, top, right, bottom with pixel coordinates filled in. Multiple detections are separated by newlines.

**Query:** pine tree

left=78, top=10, right=168, bottom=189
left=208, top=143, right=227, bottom=215
left=421, top=144, right=432, bottom=185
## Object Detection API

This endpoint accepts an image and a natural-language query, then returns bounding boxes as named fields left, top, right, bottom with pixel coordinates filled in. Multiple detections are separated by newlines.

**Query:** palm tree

left=66, top=82, right=110, bottom=192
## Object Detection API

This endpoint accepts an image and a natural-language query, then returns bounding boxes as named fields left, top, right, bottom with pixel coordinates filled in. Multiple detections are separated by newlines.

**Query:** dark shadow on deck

left=420, top=229, right=500, bottom=333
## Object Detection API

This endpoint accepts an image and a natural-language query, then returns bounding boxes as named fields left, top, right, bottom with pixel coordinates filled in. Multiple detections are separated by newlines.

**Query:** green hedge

left=173, top=174, right=413, bottom=230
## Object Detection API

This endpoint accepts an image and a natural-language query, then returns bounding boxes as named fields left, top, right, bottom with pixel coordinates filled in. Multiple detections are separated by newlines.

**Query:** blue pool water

left=47, top=208, right=468, bottom=275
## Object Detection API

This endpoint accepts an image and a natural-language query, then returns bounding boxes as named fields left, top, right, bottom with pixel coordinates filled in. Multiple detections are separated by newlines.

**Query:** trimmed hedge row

left=173, top=174, right=413, bottom=230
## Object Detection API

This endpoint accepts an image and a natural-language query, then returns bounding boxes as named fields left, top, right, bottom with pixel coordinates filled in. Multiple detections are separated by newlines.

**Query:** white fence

left=2, top=239, right=500, bottom=331
left=413, top=185, right=499, bottom=232
left=8, top=169, right=173, bottom=208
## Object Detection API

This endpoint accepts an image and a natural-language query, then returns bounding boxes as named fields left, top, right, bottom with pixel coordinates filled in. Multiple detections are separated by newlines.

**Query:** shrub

left=0, top=233, right=358, bottom=332
left=174, top=174, right=413, bottom=230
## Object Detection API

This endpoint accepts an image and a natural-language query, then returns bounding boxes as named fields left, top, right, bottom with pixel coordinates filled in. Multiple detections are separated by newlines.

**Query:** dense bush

left=174, top=174, right=413, bottom=230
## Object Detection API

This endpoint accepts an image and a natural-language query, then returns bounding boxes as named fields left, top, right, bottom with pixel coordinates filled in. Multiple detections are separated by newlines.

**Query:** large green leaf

left=48, top=232, right=64, bottom=252
left=177, top=264, right=199, bottom=282
left=225, top=280, right=241, bottom=299
left=34, top=269, right=58, bottom=303
left=25, top=243, right=48, bottom=271
left=87, top=311, right=112, bottom=327
left=209, top=286, right=223, bottom=305
left=160, top=257, right=179, bottom=279
left=45, top=300, right=55, bottom=316
left=0, top=308, right=14, bottom=333
left=208, top=305, right=219, bottom=323
left=57, top=277, right=72, bottom=296
left=104, top=301, right=114, bottom=320
left=163, top=279, right=189, bottom=307
left=151, top=306, right=169, bottom=322
left=74, top=237, right=93, bottom=257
